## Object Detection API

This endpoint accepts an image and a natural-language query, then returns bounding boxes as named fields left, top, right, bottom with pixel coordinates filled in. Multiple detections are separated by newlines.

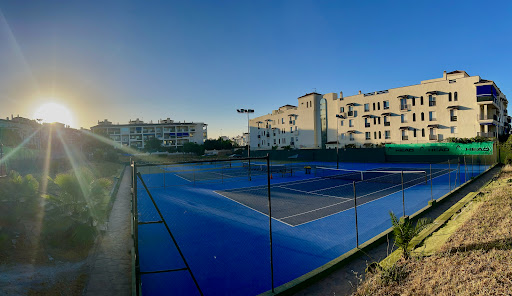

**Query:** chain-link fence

left=131, top=153, right=497, bottom=295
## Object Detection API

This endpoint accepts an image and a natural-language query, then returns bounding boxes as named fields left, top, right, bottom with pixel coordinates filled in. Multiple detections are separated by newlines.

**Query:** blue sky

left=1, top=0, right=511, bottom=138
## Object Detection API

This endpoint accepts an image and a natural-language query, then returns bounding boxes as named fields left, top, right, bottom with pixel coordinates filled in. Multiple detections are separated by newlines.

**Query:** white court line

left=213, top=191, right=294, bottom=227
left=272, top=185, right=351, bottom=200
left=174, top=173, right=192, bottom=182
left=288, top=169, right=451, bottom=227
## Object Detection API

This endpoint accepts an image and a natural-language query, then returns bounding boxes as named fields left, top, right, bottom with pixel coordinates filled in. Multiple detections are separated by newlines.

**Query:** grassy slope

left=355, top=166, right=512, bottom=295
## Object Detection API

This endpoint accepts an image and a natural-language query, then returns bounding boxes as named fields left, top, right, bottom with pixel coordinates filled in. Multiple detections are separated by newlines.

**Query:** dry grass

left=354, top=165, right=512, bottom=296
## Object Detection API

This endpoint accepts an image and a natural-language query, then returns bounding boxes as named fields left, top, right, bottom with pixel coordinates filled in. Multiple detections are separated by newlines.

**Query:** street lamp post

left=335, top=114, right=344, bottom=169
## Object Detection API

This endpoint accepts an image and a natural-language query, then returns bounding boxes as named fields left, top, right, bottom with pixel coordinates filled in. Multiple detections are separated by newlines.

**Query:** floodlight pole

left=335, top=114, right=343, bottom=169
left=238, top=108, right=254, bottom=181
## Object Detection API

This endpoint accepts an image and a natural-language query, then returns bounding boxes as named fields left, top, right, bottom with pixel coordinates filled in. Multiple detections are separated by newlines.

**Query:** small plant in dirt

left=389, top=211, right=431, bottom=259
left=379, top=262, right=408, bottom=285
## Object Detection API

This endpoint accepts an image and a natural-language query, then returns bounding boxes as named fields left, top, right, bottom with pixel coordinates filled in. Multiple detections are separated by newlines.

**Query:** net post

left=448, top=159, right=451, bottom=192
left=458, top=158, right=461, bottom=186
left=401, top=170, right=405, bottom=217
left=430, top=164, right=433, bottom=201
left=266, top=154, right=274, bottom=293
left=360, top=171, right=364, bottom=181
left=353, top=181, right=359, bottom=248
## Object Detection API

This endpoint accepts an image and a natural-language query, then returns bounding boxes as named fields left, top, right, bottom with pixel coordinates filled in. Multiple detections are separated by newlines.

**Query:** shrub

left=390, top=211, right=431, bottom=259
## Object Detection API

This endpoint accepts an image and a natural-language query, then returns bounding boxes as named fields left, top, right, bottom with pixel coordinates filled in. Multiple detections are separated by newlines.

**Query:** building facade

left=250, top=71, right=510, bottom=150
left=90, top=118, right=207, bottom=149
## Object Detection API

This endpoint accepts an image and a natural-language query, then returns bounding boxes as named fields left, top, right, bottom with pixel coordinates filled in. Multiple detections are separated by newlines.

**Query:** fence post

left=448, top=159, right=451, bottom=192
left=464, top=156, right=467, bottom=183
left=401, top=171, right=405, bottom=217
left=353, top=181, right=359, bottom=248
left=266, top=155, right=274, bottom=293
left=471, top=155, right=474, bottom=178
left=429, top=164, right=433, bottom=201
left=132, top=162, right=140, bottom=295
left=163, top=164, right=166, bottom=189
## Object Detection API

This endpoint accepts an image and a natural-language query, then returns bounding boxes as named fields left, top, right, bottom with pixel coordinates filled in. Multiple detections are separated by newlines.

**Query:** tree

left=144, top=137, right=163, bottom=152
left=389, top=211, right=431, bottom=259
left=183, top=142, right=205, bottom=155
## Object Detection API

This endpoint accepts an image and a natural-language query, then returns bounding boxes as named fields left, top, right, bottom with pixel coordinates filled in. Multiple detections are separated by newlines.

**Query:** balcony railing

left=429, top=101, right=436, bottom=106
left=384, top=122, right=390, bottom=126
left=429, top=135, right=437, bottom=140
left=402, top=136, right=409, bottom=140
left=479, top=114, right=498, bottom=120
left=365, top=123, right=370, bottom=128
left=400, top=104, right=410, bottom=111
left=451, top=116, right=457, bottom=121
left=477, top=132, right=496, bottom=137
left=348, top=111, right=354, bottom=117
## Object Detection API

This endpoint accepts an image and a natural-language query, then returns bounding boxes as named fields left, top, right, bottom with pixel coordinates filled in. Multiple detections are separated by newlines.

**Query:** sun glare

left=34, top=102, right=74, bottom=127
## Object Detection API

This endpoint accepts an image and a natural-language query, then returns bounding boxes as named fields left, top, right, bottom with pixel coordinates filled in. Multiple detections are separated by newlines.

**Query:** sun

left=34, top=102, right=75, bottom=127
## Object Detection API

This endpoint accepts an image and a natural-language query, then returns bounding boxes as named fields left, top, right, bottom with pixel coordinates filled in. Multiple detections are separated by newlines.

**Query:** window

left=364, top=103, right=370, bottom=112
left=349, top=119, right=353, bottom=127
left=349, top=134, right=355, bottom=141
left=420, top=96, right=424, bottom=105
left=384, top=116, right=390, bottom=126
left=413, top=129, right=417, bottom=137
left=429, top=111, right=436, bottom=121
left=383, top=100, right=389, bottom=109
left=429, top=95, right=436, bottom=106
left=401, top=114, right=407, bottom=123
left=413, top=113, right=416, bottom=122
left=373, top=117, right=376, bottom=125
left=450, top=109, right=457, bottom=121
left=365, top=132, right=371, bottom=140
left=412, top=97, right=416, bottom=106
left=373, top=103, right=376, bottom=110
left=341, top=120, right=344, bottom=126
left=385, top=130, right=391, bottom=139
left=290, top=127, right=293, bottom=132
left=400, top=98, right=407, bottom=109
left=448, top=92, right=452, bottom=102
left=421, top=112, right=425, bottom=121
left=378, top=117, right=381, bottom=124
left=379, top=131, right=382, bottom=139
left=341, top=133, right=345, bottom=140
left=422, top=128, right=425, bottom=137
left=454, top=92, right=458, bottom=101
left=377, top=102, right=381, bottom=110
left=365, top=118, right=370, bottom=127
left=340, top=107, right=345, bottom=112
left=451, top=126, right=457, bottom=134
left=401, top=130, right=408, bottom=140
left=374, top=131, right=377, bottom=139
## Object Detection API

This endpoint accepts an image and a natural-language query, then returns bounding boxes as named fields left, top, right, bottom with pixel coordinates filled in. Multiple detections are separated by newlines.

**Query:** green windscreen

left=385, top=142, right=493, bottom=156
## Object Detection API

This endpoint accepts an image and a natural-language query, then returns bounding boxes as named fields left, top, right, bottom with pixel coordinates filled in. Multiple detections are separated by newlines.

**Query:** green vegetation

left=446, top=136, right=494, bottom=144
left=389, top=212, right=431, bottom=259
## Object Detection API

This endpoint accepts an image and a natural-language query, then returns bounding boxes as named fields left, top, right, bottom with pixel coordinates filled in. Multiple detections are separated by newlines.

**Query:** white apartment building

left=91, top=118, right=207, bottom=149
left=250, top=71, right=510, bottom=150
left=232, top=133, right=249, bottom=147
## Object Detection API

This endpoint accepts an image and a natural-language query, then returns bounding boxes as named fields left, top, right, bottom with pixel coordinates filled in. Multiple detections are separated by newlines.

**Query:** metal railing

left=451, top=116, right=457, bottom=121
left=384, top=122, right=391, bottom=126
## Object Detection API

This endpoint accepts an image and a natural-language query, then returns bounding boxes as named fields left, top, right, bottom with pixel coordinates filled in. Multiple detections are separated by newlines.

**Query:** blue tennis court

left=135, top=160, right=489, bottom=295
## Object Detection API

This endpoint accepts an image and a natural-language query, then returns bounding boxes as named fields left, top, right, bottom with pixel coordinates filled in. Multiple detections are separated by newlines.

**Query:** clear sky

left=1, top=0, right=511, bottom=138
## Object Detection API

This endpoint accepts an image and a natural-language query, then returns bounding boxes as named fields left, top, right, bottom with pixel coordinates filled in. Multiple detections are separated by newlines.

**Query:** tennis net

left=315, top=167, right=428, bottom=185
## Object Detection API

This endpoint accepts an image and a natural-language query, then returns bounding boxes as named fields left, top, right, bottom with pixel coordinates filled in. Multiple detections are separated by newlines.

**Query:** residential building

left=90, top=118, right=207, bottom=149
left=249, top=71, right=510, bottom=150
left=232, top=133, right=249, bottom=147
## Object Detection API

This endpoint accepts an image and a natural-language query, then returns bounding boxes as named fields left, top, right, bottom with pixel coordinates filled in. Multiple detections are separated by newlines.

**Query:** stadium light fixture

left=237, top=109, right=254, bottom=158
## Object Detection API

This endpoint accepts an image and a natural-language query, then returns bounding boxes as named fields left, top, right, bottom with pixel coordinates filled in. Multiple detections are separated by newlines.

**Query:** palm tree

left=389, top=211, right=431, bottom=259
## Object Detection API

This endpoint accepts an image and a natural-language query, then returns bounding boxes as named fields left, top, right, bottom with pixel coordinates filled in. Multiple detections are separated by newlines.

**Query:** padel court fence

left=130, top=155, right=496, bottom=295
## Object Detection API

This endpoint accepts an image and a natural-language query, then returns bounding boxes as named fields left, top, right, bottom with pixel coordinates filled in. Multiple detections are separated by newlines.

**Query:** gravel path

left=84, top=166, right=132, bottom=295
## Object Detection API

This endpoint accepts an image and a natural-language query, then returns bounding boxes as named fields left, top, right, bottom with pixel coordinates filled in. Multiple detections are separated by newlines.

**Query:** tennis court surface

left=133, top=160, right=490, bottom=295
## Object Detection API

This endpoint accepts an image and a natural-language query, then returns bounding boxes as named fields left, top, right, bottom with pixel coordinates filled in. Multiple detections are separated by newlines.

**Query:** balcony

left=365, top=123, right=370, bottom=128
left=429, top=135, right=438, bottom=141
left=477, top=132, right=496, bottom=138
left=348, top=111, right=354, bottom=117
left=451, top=116, right=457, bottom=121
left=384, top=122, right=391, bottom=126
left=402, top=136, right=409, bottom=140
left=429, top=101, right=436, bottom=107
left=400, top=104, right=410, bottom=111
